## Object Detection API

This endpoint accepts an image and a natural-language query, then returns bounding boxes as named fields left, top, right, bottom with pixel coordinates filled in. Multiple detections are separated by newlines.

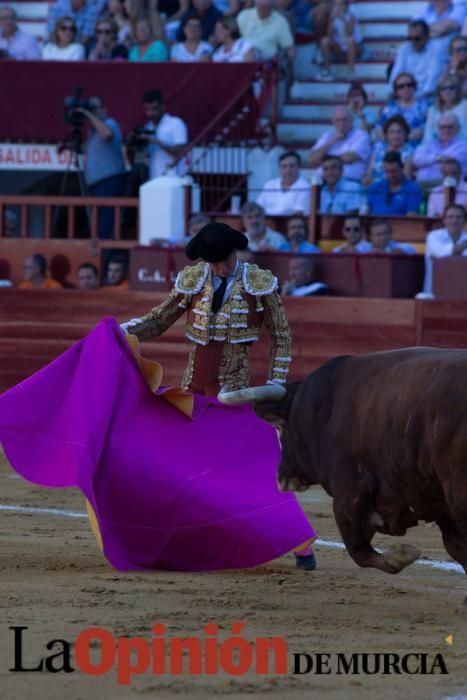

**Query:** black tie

left=212, top=277, right=228, bottom=313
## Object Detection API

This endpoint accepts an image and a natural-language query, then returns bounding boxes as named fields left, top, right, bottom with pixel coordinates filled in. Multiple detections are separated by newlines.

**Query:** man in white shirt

left=141, top=89, right=189, bottom=179
left=414, top=0, right=466, bottom=58
left=240, top=202, right=288, bottom=251
left=256, top=151, right=311, bottom=215
left=307, top=106, right=371, bottom=181
left=422, top=203, right=467, bottom=295
left=427, top=158, right=467, bottom=217
left=237, top=0, right=295, bottom=61
left=389, top=20, right=446, bottom=98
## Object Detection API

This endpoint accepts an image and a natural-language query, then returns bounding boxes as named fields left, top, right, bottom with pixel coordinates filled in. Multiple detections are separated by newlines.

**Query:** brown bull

left=219, top=348, right=467, bottom=582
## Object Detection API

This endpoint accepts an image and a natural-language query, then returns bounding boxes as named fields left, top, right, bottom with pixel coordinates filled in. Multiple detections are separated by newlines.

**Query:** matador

left=121, top=223, right=292, bottom=396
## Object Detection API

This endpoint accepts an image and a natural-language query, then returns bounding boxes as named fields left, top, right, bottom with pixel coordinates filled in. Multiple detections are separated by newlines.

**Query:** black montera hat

left=185, top=223, right=248, bottom=263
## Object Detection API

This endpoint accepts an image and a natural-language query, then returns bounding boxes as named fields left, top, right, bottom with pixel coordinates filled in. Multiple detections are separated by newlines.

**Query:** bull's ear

left=254, top=398, right=288, bottom=426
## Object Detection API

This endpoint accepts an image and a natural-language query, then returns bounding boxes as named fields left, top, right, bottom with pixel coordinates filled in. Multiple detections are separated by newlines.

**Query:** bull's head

left=218, top=383, right=316, bottom=492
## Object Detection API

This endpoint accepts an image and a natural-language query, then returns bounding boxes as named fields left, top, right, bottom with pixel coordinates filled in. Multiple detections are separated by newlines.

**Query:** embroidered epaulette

left=242, top=263, right=277, bottom=296
left=175, top=262, right=209, bottom=296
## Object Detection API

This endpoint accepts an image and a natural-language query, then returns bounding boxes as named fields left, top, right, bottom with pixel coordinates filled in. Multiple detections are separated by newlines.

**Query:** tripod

left=54, top=129, right=91, bottom=238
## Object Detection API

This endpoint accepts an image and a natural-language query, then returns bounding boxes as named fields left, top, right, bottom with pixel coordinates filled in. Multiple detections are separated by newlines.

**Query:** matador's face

left=209, top=252, right=237, bottom=278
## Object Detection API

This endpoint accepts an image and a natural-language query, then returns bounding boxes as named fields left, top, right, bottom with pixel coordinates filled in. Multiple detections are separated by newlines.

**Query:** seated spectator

left=423, top=75, right=467, bottom=141
left=47, top=0, right=100, bottom=45
left=282, top=257, right=329, bottom=296
left=389, top=20, right=445, bottom=100
left=129, top=17, right=168, bottom=61
left=414, top=0, right=466, bottom=59
left=422, top=203, right=467, bottom=295
left=104, top=0, right=132, bottom=45
left=367, top=153, right=423, bottom=216
left=317, top=0, right=363, bottom=81
left=237, top=0, right=295, bottom=62
left=19, top=255, right=63, bottom=289
left=439, top=35, right=467, bottom=96
left=256, top=151, right=311, bottom=216
left=367, top=219, right=417, bottom=254
left=88, top=17, right=128, bottom=59
left=309, top=0, right=333, bottom=39
left=308, top=106, right=371, bottom=182
left=171, top=14, right=211, bottom=61
left=427, top=157, right=467, bottom=217
left=240, top=202, right=288, bottom=251
left=104, top=256, right=130, bottom=289
left=376, top=73, right=429, bottom=145
left=176, top=0, right=223, bottom=44
left=78, top=262, right=100, bottom=289
left=187, top=213, right=211, bottom=237
left=212, top=16, right=257, bottom=62
left=363, top=116, right=414, bottom=185
left=346, top=82, right=377, bottom=134
left=42, top=16, right=85, bottom=60
left=411, top=113, right=467, bottom=184
left=333, top=215, right=372, bottom=253
left=279, top=216, right=321, bottom=253
left=319, top=155, right=363, bottom=213
left=3, top=209, right=19, bottom=237
left=0, top=6, right=40, bottom=59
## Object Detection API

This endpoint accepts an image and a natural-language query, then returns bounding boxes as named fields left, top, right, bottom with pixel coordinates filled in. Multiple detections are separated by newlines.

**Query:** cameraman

left=140, top=89, right=188, bottom=180
left=75, top=96, right=126, bottom=239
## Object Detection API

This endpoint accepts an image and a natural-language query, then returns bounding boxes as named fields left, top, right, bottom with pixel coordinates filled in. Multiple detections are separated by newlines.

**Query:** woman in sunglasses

left=375, top=72, right=428, bottom=145
left=423, top=75, right=467, bottom=141
left=42, top=16, right=84, bottom=60
left=88, top=17, right=128, bottom=60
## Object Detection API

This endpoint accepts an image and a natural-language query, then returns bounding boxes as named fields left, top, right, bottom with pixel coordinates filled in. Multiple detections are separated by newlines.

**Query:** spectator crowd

left=1, top=0, right=467, bottom=299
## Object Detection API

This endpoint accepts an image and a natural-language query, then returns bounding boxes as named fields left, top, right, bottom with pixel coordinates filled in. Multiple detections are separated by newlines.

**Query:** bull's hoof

left=384, top=543, right=420, bottom=573
left=295, top=553, right=317, bottom=571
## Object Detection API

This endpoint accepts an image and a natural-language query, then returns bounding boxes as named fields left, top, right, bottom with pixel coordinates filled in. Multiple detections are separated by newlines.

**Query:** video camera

left=64, top=85, right=93, bottom=129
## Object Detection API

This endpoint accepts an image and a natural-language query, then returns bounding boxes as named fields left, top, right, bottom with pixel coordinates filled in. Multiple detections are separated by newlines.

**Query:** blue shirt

left=367, top=240, right=416, bottom=254
left=84, top=117, right=126, bottom=186
left=48, top=0, right=99, bottom=40
left=319, top=178, right=363, bottom=214
left=367, top=177, right=423, bottom=216
left=278, top=240, right=321, bottom=253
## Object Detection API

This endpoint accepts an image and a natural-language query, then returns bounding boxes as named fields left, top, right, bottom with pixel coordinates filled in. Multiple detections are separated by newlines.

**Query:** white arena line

left=0, top=503, right=465, bottom=575
left=0, top=504, right=87, bottom=518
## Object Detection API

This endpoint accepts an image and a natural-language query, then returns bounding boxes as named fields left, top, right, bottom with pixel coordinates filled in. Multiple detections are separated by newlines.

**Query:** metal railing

left=0, top=194, right=138, bottom=239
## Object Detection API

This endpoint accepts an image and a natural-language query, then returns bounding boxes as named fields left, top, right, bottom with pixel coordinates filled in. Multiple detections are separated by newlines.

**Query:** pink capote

left=0, top=318, right=315, bottom=571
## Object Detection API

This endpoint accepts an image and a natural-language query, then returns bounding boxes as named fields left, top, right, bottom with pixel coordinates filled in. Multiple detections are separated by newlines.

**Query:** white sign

left=0, top=143, right=77, bottom=171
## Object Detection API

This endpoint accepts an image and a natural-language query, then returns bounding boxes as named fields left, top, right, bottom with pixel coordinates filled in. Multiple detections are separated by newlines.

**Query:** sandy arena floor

left=0, top=449, right=466, bottom=700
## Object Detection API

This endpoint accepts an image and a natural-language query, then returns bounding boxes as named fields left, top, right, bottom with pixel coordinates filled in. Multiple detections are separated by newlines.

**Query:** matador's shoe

left=295, top=552, right=317, bottom=571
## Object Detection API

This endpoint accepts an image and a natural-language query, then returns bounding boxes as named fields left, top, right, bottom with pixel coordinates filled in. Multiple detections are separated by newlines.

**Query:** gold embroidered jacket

left=124, top=261, right=291, bottom=390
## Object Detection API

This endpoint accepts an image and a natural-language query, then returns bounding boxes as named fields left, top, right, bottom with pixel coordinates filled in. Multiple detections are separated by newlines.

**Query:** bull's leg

left=436, top=514, right=467, bottom=574
left=436, top=513, right=467, bottom=613
left=332, top=494, right=420, bottom=574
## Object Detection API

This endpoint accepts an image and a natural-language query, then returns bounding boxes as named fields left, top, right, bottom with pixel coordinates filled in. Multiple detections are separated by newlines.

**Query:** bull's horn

left=218, top=384, right=287, bottom=405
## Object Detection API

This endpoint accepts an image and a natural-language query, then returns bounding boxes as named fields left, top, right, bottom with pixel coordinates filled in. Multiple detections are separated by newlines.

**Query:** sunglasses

left=60, top=24, right=76, bottom=31
left=344, top=226, right=360, bottom=232
left=396, top=82, right=415, bottom=89
left=409, top=35, right=424, bottom=42
left=440, top=85, right=456, bottom=91
left=96, top=28, right=112, bottom=34
left=453, top=45, right=467, bottom=53
left=439, top=124, right=456, bottom=129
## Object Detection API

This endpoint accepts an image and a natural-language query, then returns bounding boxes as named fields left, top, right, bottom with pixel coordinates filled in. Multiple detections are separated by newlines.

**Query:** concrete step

left=360, top=22, right=409, bottom=39
left=352, top=1, right=424, bottom=20
left=18, top=20, right=46, bottom=39
left=282, top=102, right=382, bottom=120
left=11, top=2, right=50, bottom=20
left=290, top=81, right=388, bottom=102
left=277, top=122, right=327, bottom=144
left=364, top=39, right=404, bottom=61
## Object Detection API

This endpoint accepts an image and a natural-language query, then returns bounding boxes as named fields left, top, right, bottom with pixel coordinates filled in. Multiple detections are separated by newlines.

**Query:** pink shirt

left=310, top=128, right=371, bottom=181
left=0, top=28, right=40, bottom=60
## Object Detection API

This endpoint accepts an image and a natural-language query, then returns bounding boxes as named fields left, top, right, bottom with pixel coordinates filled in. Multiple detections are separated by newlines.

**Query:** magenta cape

left=0, top=318, right=315, bottom=571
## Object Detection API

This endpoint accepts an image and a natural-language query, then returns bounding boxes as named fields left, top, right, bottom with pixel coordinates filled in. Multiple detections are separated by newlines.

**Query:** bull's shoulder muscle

left=242, top=263, right=277, bottom=296
left=175, top=262, right=209, bottom=296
